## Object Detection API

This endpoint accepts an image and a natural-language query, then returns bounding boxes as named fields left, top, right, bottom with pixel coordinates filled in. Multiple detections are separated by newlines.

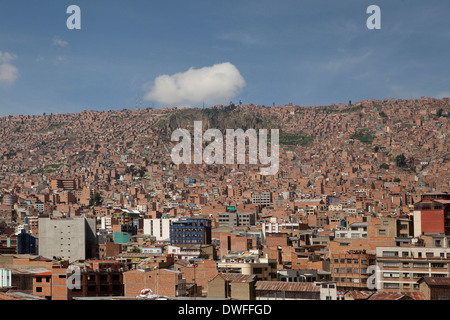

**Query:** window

left=413, top=262, right=428, bottom=268
left=431, top=263, right=445, bottom=268
left=382, top=251, right=398, bottom=257
left=36, top=287, right=42, bottom=293
left=383, top=272, right=399, bottom=278
left=36, top=277, right=42, bottom=283
left=383, top=262, right=399, bottom=268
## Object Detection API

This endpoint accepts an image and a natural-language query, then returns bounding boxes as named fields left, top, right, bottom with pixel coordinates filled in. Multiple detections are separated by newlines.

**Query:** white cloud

left=53, top=36, right=68, bottom=48
left=0, top=51, right=19, bottom=86
left=143, top=62, right=246, bottom=106
left=53, top=56, right=67, bottom=65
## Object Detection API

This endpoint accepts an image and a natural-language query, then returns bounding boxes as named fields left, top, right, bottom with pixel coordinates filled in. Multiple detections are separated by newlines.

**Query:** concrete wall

left=38, top=217, right=97, bottom=262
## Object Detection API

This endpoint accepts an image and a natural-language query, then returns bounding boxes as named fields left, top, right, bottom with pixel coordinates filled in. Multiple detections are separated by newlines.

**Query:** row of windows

left=333, top=277, right=367, bottom=284
left=36, top=284, right=122, bottom=293
left=171, top=234, right=204, bottom=238
left=54, top=274, right=121, bottom=281
left=333, top=258, right=369, bottom=264
left=333, top=268, right=368, bottom=274
left=382, top=251, right=449, bottom=258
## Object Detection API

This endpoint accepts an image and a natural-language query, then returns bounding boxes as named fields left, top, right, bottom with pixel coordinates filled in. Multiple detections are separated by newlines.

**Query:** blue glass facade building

left=170, top=218, right=212, bottom=245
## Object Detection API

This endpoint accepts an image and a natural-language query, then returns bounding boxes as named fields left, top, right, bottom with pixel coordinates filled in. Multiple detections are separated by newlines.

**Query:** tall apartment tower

left=38, top=217, right=97, bottom=262
left=413, top=192, right=450, bottom=236
left=169, top=218, right=212, bottom=245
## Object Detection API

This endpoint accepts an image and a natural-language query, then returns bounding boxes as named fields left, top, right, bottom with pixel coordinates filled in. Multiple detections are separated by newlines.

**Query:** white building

left=143, top=218, right=178, bottom=241
left=375, top=244, right=450, bottom=292
left=262, top=217, right=301, bottom=242
left=100, top=216, right=112, bottom=232
left=335, top=222, right=368, bottom=239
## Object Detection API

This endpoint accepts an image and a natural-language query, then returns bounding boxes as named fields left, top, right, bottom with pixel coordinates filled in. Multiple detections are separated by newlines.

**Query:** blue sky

left=0, top=0, right=449, bottom=116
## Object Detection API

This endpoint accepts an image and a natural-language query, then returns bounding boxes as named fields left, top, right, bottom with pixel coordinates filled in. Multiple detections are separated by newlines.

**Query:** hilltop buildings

left=0, top=98, right=449, bottom=300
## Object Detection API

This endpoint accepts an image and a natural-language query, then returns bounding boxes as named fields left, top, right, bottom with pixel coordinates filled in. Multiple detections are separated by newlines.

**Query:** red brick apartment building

left=123, top=268, right=186, bottom=298
left=50, top=178, right=80, bottom=191
left=32, top=260, right=124, bottom=300
left=331, top=250, right=376, bottom=291
left=175, top=259, right=218, bottom=296
left=413, top=192, right=450, bottom=236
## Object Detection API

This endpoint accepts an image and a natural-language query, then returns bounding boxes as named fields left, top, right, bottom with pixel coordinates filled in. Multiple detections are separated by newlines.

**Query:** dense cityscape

left=0, top=97, right=449, bottom=301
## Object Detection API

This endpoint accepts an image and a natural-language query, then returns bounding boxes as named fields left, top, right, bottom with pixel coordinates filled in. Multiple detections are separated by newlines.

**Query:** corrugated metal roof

left=421, top=276, right=450, bottom=286
left=404, top=292, right=426, bottom=300
left=368, top=292, right=411, bottom=300
left=255, top=281, right=320, bottom=292
left=10, top=268, right=51, bottom=275
left=222, top=273, right=256, bottom=283
left=344, top=290, right=374, bottom=300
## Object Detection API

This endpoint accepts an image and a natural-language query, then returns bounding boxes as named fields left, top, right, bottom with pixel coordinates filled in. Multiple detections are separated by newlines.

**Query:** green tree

left=93, top=192, right=103, bottom=205
left=380, top=163, right=389, bottom=170
left=396, top=154, right=407, bottom=168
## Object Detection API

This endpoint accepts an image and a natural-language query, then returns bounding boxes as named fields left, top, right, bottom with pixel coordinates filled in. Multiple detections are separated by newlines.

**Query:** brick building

left=123, top=268, right=186, bottom=298
left=330, top=250, right=376, bottom=291
left=413, top=192, right=450, bottom=236
left=418, top=276, right=450, bottom=300
left=33, top=260, right=125, bottom=300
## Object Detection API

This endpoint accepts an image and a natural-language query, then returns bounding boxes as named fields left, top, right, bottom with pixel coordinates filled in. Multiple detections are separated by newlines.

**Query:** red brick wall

left=124, top=269, right=183, bottom=297
left=421, top=210, right=445, bottom=234
left=178, top=260, right=218, bottom=294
